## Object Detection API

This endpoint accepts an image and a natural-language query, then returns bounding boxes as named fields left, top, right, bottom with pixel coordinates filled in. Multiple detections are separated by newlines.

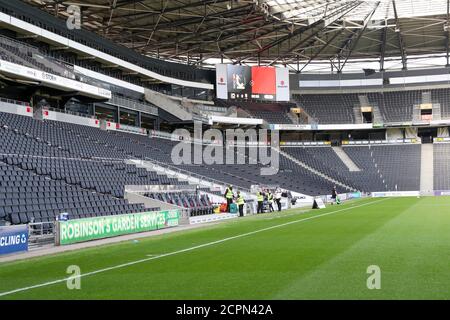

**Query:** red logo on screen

left=220, top=77, right=224, bottom=82
left=281, top=80, right=285, bottom=85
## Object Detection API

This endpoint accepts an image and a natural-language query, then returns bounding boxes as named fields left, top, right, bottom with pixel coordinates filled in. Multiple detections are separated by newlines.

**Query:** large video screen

left=216, top=64, right=289, bottom=101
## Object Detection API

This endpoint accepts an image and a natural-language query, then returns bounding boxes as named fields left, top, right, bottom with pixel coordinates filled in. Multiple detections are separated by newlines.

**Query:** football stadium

left=0, top=0, right=450, bottom=306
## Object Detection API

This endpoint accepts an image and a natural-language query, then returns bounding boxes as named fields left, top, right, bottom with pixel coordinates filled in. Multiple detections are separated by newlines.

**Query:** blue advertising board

left=348, top=192, right=362, bottom=199
left=0, top=225, right=29, bottom=255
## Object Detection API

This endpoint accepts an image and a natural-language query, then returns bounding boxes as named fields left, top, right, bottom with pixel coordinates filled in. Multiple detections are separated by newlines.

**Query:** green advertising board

left=58, top=210, right=180, bottom=245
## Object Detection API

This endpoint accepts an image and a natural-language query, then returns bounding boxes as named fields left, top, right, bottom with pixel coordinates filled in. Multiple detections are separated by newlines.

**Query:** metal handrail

left=43, top=106, right=97, bottom=119
left=0, top=97, right=30, bottom=106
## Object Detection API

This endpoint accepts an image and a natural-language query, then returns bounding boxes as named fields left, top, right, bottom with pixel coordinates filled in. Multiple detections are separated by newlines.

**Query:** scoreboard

left=216, top=64, right=289, bottom=101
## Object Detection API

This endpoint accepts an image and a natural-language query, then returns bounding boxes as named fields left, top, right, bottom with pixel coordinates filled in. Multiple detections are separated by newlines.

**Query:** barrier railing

left=28, top=222, right=55, bottom=249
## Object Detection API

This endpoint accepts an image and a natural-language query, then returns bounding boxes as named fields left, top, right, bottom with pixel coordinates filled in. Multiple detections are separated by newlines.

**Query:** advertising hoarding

left=58, top=210, right=180, bottom=245
left=0, top=225, right=28, bottom=255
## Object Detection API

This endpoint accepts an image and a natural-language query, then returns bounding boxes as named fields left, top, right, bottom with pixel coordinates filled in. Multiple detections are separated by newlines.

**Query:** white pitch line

left=0, top=198, right=387, bottom=297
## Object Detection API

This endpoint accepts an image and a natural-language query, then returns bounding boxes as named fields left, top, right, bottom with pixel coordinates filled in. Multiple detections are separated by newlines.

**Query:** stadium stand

left=0, top=160, right=148, bottom=225
left=0, top=111, right=197, bottom=225
left=0, top=109, right=352, bottom=225
left=433, top=143, right=450, bottom=190
left=293, top=90, right=432, bottom=124
left=293, top=93, right=357, bottom=124
left=342, top=144, right=421, bottom=191
left=371, top=91, right=418, bottom=123
left=283, top=145, right=421, bottom=192
left=0, top=107, right=427, bottom=224
left=431, top=89, right=450, bottom=119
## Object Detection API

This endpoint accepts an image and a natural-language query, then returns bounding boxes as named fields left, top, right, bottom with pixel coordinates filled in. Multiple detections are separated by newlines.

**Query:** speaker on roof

left=363, top=68, right=376, bottom=76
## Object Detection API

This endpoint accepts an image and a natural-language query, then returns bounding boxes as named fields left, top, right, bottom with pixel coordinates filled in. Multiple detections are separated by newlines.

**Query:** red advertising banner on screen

left=251, top=67, right=276, bottom=94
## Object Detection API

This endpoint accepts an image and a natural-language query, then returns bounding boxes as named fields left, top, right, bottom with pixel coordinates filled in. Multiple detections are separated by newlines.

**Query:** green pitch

left=1, top=196, right=450, bottom=299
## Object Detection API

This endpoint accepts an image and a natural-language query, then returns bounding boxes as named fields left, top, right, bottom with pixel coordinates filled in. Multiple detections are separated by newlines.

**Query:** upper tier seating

left=431, top=89, right=450, bottom=119
left=0, top=35, right=74, bottom=79
left=293, top=88, right=450, bottom=124
left=220, top=101, right=295, bottom=124
left=293, top=94, right=358, bottom=124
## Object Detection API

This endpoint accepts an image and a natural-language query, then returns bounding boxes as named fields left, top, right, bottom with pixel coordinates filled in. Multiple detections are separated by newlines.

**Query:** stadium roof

left=25, top=0, right=450, bottom=72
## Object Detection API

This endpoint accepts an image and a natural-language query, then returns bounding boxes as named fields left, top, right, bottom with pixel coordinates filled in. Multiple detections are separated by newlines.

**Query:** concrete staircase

left=287, top=111, right=299, bottom=124
left=332, top=146, right=361, bottom=172
left=420, top=143, right=434, bottom=192
left=144, top=89, right=193, bottom=121
left=275, top=148, right=357, bottom=192
left=371, top=105, right=383, bottom=124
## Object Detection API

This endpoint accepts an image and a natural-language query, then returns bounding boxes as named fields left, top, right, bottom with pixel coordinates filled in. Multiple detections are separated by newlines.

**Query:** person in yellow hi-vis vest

left=224, top=185, right=234, bottom=212
left=256, top=191, right=264, bottom=214
left=267, top=191, right=274, bottom=212
left=236, top=191, right=245, bottom=217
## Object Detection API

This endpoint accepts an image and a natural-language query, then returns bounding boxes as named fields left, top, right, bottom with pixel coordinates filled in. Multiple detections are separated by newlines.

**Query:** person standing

left=236, top=191, right=245, bottom=217
left=267, top=190, right=274, bottom=212
left=275, top=188, right=282, bottom=212
left=224, top=185, right=234, bottom=212
left=331, top=186, right=337, bottom=205
left=256, top=191, right=264, bottom=214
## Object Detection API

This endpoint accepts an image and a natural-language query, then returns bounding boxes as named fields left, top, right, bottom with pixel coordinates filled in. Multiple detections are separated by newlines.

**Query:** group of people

left=224, top=185, right=246, bottom=217
left=223, top=185, right=284, bottom=217
left=256, top=188, right=282, bottom=214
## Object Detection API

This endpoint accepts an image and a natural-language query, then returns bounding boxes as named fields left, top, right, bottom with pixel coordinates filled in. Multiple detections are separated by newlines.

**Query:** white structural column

left=420, top=144, right=434, bottom=192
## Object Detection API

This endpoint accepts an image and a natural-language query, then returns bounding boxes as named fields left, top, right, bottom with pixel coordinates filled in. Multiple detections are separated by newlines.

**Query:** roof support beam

left=393, top=0, right=407, bottom=70
left=257, top=1, right=362, bottom=57
left=106, top=1, right=251, bottom=32
left=300, top=29, right=343, bottom=72
left=235, top=1, right=363, bottom=64
left=379, top=26, right=387, bottom=71
left=338, top=1, right=380, bottom=72
left=446, top=0, right=450, bottom=66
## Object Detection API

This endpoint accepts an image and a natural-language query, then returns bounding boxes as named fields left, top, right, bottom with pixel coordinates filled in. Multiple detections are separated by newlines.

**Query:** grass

left=0, top=196, right=450, bottom=299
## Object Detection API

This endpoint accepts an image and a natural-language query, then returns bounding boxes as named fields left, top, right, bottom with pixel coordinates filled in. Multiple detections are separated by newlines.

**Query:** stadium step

left=420, top=143, right=434, bottom=192
left=331, top=147, right=361, bottom=172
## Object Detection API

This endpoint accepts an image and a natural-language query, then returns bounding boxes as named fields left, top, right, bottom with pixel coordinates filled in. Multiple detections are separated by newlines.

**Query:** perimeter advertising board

left=58, top=210, right=180, bottom=245
left=0, top=225, right=28, bottom=255
left=371, top=191, right=420, bottom=197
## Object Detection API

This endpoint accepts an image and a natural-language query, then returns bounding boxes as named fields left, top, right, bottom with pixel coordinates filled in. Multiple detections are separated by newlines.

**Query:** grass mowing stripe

left=0, top=198, right=387, bottom=298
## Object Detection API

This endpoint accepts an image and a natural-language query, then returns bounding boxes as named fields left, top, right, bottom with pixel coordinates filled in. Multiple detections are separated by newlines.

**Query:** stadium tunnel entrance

left=418, top=127, right=438, bottom=144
